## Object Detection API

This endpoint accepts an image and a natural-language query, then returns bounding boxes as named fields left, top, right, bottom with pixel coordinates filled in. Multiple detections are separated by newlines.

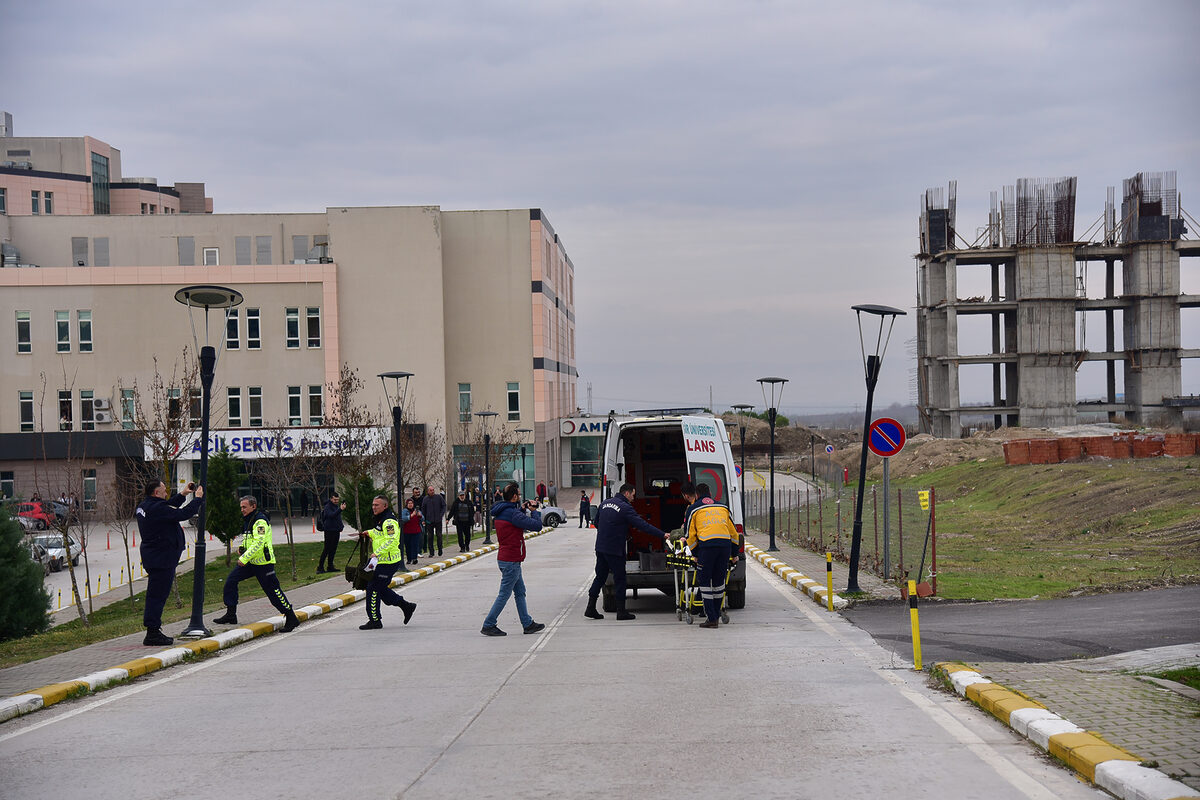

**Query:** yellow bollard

left=108, top=571, right=112, bottom=591
left=57, top=589, right=62, bottom=610
left=825, top=552, right=834, bottom=612
left=908, top=579, right=923, bottom=671
left=120, top=566, right=124, bottom=585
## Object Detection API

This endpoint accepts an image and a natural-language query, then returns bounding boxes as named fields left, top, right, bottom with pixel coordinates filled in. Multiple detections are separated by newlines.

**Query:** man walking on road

left=213, top=496, right=300, bottom=632
left=481, top=483, right=545, bottom=637
left=585, top=483, right=668, bottom=621
left=356, top=495, right=416, bottom=630
left=421, top=486, right=446, bottom=557
left=135, top=479, right=204, bottom=646
left=447, top=490, right=475, bottom=552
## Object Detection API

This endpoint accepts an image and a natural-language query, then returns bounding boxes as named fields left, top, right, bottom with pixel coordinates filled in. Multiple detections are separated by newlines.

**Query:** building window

left=141, top=203, right=147, bottom=215
left=203, top=247, right=219, bottom=266
left=31, top=190, right=40, bottom=215
left=59, top=390, right=73, bottom=431
left=0, top=187, right=6, bottom=214
left=80, top=390, right=95, bottom=431
left=227, top=387, right=242, bottom=427
left=246, top=308, right=260, bottom=349
left=458, top=383, right=472, bottom=423
left=20, top=390, right=35, bottom=432
left=0, top=471, right=14, bottom=501
left=507, top=382, right=520, bottom=421
left=235, top=236, right=251, bottom=265
left=149, top=204, right=156, bottom=214
left=91, top=152, right=110, bottom=214
left=78, top=310, right=93, bottom=353
left=225, top=308, right=239, bottom=350
left=121, top=388, right=136, bottom=429
left=56, top=310, right=70, bottom=352
left=16, top=311, right=31, bottom=353
left=288, top=386, right=301, bottom=426
left=308, top=385, right=323, bottom=426
left=167, top=387, right=182, bottom=421
left=44, top=191, right=53, bottom=215
left=189, top=389, right=201, bottom=429
left=255, top=235, right=272, bottom=264
left=248, top=387, right=263, bottom=426
left=285, top=307, right=299, bottom=349
left=306, top=307, right=321, bottom=348
left=82, top=469, right=97, bottom=511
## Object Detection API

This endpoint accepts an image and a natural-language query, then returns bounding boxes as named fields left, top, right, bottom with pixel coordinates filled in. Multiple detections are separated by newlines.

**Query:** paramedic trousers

left=695, top=543, right=733, bottom=622
left=222, top=563, right=294, bottom=614
left=366, top=560, right=407, bottom=622
left=588, top=551, right=627, bottom=610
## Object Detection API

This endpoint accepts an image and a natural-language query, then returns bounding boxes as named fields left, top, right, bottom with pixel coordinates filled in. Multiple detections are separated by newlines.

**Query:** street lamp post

left=475, top=410, right=498, bottom=544
left=730, top=403, right=754, bottom=525
left=756, top=377, right=788, bottom=552
left=515, top=427, right=532, bottom=502
left=174, top=285, right=243, bottom=639
left=378, top=371, right=414, bottom=515
left=847, top=304, right=907, bottom=592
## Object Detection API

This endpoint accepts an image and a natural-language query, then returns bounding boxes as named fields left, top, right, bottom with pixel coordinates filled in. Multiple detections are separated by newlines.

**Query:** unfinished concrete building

left=916, top=172, right=1200, bottom=436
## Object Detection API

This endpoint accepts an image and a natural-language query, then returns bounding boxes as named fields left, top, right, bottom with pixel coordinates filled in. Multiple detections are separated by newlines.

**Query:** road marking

left=755, top=561, right=1066, bottom=800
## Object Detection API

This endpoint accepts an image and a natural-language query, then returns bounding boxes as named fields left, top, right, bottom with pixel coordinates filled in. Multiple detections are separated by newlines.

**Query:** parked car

left=32, top=533, right=82, bottom=571
left=21, top=539, right=52, bottom=577
left=15, top=502, right=56, bottom=531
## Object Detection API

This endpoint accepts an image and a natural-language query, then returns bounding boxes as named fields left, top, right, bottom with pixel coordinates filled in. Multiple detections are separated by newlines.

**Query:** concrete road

left=843, top=585, right=1200, bottom=664
left=0, top=531, right=1098, bottom=800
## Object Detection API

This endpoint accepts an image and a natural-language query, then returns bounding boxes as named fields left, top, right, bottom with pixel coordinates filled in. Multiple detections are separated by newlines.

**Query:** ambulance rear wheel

left=601, top=587, right=617, bottom=612
left=726, top=588, right=745, bottom=609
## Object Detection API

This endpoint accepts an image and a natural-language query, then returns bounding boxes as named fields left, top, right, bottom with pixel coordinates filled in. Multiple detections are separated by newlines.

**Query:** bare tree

left=254, top=419, right=308, bottom=580
left=105, top=476, right=138, bottom=602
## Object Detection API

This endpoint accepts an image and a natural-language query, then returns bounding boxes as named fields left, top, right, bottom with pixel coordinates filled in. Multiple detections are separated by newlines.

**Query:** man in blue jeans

left=481, top=482, right=545, bottom=636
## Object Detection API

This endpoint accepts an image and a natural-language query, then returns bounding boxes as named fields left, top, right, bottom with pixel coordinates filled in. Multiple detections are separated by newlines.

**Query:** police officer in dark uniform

left=212, top=496, right=300, bottom=631
left=585, top=483, right=669, bottom=620
left=136, top=479, right=204, bottom=646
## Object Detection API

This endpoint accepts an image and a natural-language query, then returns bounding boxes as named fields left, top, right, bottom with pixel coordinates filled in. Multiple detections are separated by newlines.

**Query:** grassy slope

left=891, top=456, right=1200, bottom=600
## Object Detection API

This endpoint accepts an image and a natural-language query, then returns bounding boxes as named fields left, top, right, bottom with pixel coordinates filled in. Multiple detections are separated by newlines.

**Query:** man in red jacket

left=481, top=482, right=546, bottom=637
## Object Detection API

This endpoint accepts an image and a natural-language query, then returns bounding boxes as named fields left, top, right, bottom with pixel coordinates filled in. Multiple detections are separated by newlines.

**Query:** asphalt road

left=0, top=530, right=1095, bottom=800
left=843, top=585, right=1200, bottom=664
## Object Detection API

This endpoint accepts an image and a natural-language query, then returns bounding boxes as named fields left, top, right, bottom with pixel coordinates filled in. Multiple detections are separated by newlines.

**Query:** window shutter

left=255, top=236, right=272, bottom=264
left=93, top=237, right=109, bottom=267
left=178, top=237, right=195, bottom=266
left=71, top=237, right=89, bottom=266
left=235, top=236, right=251, bottom=265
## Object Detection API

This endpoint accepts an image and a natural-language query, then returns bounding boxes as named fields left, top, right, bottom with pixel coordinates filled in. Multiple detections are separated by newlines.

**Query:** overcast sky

left=5, top=1, right=1198, bottom=416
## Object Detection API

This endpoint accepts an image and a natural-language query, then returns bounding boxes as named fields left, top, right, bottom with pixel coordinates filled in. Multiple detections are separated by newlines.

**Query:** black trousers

left=366, top=561, right=407, bottom=622
left=588, top=551, right=627, bottom=610
left=695, top=543, right=733, bottom=622
left=403, top=533, right=421, bottom=562
left=454, top=521, right=472, bottom=551
left=424, top=520, right=443, bottom=555
left=222, top=563, right=293, bottom=614
left=318, top=531, right=341, bottom=571
left=579, top=509, right=589, bottom=527
left=143, top=563, right=178, bottom=629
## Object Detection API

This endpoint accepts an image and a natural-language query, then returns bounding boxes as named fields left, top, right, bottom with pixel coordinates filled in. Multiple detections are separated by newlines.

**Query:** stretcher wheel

left=685, top=612, right=693, bottom=624
left=676, top=609, right=683, bottom=621
left=720, top=611, right=730, bottom=624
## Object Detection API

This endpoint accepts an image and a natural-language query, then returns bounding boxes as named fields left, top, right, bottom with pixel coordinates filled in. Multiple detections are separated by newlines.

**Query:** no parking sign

left=867, top=417, right=906, bottom=458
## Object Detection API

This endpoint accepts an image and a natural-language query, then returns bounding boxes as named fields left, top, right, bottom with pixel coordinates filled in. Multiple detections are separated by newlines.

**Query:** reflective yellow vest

left=367, top=515, right=403, bottom=565
left=685, top=504, right=737, bottom=550
left=240, top=514, right=275, bottom=566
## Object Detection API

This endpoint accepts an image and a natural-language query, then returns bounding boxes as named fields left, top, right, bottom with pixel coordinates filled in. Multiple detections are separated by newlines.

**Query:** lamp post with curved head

left=730, top=403, right=754, bottom=525
left=174, top=284, right=243, bottom=639
left=515, top=427, right=532, bottom=502
left=378, top=372, right=413, bottom=515
left=475, top=410, right=498, bottom=544
left=756, top=378, right=788, bottom=552
left=847, top=303, right=907, bottom=592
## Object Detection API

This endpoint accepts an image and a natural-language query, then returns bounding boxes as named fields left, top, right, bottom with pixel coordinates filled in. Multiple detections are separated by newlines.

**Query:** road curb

left=933, top=662, right=1200, bottom=800
left=0, top=528, right=553, bottom=724
left=744, top=544, right=848, bottom=610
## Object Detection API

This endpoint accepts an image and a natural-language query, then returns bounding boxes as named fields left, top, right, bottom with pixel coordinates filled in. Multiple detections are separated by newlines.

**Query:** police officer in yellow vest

left=213, top=496, right=300, bottom=631
left=682, top=481, right=738, bottom=629
left=356, top=495, right=417, bottom=630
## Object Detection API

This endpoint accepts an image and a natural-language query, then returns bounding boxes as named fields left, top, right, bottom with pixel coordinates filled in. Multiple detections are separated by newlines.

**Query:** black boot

left=143, top=628, right=173, bottom=646
left=282, top=610, right=300, bottom=632
left=401, top=600, right=416, bottom=625
left=584, top=598, right=604, bottom=620
left=360, top=619, right=382, bottom=630
left=616, top=610, right=636, bottom=620
left=213, top=607, right=238, bottom=625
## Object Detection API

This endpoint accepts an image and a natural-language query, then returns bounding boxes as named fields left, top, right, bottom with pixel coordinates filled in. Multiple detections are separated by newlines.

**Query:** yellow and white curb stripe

left=744, top=544, right=847, bottom=610
left=1, top=528, right=553, bottom=724
left=935, top=663, right=1199, bottom=800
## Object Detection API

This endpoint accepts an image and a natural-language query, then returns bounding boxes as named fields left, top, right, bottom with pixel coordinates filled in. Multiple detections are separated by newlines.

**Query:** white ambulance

left=599, top=410, right=746, bottom=611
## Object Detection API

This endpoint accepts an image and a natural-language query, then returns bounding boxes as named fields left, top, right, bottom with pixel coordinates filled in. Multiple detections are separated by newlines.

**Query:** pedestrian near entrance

left=585, top=483, right=669, bottom=620
left=536, top=481, right=546, bottom=503
left=401, top=498, right=423, bottom=564
left=421, top=486, right=446, bottom=556
left=316, top=492, right=346, bottom=573
left=681, top=482, right=737, bottom=628
left=481, top=483, right=545, bottom=637
left=213, top=497, right=300, bottom=631
left=447, top=490, right=475, bottom=552
left=547, top=480, right=557, bottom=505
left=578, top=490, right=591, bottom=528
left=135, top=479, right=204, bottom=646
left=356, top=495, right=416, bottom=630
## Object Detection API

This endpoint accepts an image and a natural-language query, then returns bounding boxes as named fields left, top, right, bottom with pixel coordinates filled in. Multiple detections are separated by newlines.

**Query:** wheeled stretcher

left=666, top=540, right=732, bottom=625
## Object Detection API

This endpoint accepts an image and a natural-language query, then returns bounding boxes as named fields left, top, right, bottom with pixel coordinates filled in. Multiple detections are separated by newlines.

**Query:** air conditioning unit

left=94, top=411, right=114, bottom=424
left=93, top=398, right=111, bottom=412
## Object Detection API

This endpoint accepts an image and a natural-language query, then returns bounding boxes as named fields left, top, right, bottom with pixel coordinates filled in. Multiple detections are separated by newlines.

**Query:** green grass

left=0, top=541, right=342, bottom=669
left=1146, top=666, right=1200, bottom=692
left=888, top=457, right=1200, bottom=600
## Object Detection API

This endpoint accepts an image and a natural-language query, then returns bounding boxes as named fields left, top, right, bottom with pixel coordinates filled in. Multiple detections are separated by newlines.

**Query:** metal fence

left=745, top=483, right=937, bottom=589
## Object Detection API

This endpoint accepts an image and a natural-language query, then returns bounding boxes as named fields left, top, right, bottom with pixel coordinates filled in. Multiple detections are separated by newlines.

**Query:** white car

left=32, top=533, right=82, bottom=572
left=537, top=505, right=567, bottom=527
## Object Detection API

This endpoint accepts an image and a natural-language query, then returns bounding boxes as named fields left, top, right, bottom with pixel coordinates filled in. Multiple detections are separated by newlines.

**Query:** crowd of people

left=133, top=475, right=738, bottom=645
